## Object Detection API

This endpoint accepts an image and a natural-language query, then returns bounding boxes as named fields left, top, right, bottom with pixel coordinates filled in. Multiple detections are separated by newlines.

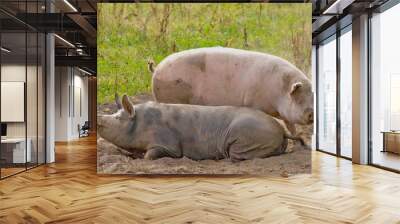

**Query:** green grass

left=98, top=3, right=311, bottom=104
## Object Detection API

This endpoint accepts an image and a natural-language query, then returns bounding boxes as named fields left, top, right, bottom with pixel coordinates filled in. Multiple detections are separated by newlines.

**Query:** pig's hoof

left=144, top=153, right=158, bottom=160
left=280, top=171, right=289, bottom=178
left=144, top=148, right=166, bottom=160
left=285, top=148, right=294, bottom=153
left=229, top=156, right=244, bottom=163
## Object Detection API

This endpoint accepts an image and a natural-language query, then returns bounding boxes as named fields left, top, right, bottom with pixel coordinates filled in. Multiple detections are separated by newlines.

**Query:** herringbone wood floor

left=0, top=135, right=400, bottom=224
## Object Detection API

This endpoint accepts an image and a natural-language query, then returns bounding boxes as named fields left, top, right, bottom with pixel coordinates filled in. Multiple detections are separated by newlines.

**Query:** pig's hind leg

left=227, top=140, right=279, bottom=162
left=226, top=125, right=284, bottom=162
left=144, top=147, right=169, bottom=160
left=144, top=146, right=180, bottom=160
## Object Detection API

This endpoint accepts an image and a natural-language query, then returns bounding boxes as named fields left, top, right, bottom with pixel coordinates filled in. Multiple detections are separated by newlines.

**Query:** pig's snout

left=304, top=109, right=313, bottom=125
left=97, top=115, right=105, bottom=127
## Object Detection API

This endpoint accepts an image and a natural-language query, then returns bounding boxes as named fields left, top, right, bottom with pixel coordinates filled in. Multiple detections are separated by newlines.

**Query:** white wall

left=1, top=65, right=42, bottom=138
left=55, top=66, right=70, bottom=141
left=72, top=73, right=89, bottom=138
left=1, top=65, right=26, bottom=138
left=1, top=63, right=46, bottom=164
left=54, top=67, right=89, bottom=141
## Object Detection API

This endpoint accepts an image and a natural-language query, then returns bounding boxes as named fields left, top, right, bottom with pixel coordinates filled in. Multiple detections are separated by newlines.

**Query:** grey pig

left=97, top=94, right=304, bottom=161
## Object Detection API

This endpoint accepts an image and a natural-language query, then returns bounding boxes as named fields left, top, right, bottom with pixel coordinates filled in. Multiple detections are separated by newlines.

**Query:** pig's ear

left=122, top=95, right=135, bottom=117
left=115, top=93, right=122, bottom=109
left=290, top=82, right=302, bottom=95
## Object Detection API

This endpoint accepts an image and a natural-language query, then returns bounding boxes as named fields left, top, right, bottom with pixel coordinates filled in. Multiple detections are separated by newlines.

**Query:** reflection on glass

left=27, top=31, right=38, bottom=169
left=318, top=37, right=337, bottom=154
left=371, top=4, right=400, bottom=171
left=38, top=33, right=46, bottom=165
left=0, top=1, right=47, bottom=179
left=390, top=75, right=400, bottom=130
left=1, top=31, right=27, bottom=177
left=340, top=28, right=352, bottom=158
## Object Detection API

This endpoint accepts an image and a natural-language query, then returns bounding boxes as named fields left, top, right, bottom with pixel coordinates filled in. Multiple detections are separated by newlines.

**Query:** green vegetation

left=98, top=3, right=311, bottom=104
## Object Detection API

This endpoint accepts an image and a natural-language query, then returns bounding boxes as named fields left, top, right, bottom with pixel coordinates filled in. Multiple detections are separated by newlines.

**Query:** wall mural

left=97, top=3, right=312, bottom=176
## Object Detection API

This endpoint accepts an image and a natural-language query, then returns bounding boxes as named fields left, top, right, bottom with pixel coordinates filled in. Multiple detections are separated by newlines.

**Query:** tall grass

left=98, top=3, right=311, bottom=104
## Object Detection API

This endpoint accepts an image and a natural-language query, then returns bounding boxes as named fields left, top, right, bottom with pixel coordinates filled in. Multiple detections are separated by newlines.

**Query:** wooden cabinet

left=382, top=132, right=400, bottom=154
left=0, top=138, right=32, bottom=166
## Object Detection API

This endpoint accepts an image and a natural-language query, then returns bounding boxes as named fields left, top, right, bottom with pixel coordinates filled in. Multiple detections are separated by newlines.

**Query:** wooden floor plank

left=0, top=135, right=399, bottom=223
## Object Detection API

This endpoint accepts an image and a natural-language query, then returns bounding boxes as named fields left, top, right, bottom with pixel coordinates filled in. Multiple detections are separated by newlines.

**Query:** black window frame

left=0, top=0, right=48, bottom=180
left=314, top=18, right=353, bottom=161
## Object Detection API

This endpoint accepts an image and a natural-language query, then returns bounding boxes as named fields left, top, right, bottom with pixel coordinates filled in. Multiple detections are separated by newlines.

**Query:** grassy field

left=98, top=3, right=311, bottom=104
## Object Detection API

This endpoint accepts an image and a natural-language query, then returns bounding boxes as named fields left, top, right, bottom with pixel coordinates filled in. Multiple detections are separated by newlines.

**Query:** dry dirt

left=97, top=93, right=312, bottom=176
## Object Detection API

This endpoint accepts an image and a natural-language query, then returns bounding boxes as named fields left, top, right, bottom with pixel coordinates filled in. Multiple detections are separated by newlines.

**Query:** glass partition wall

left=370, top=3, right=400, bottom=171
left=339, top=26, right=352, bottom=159
left=316, top=26, right=352, bottom=159
left=315, top=1, right=400, bottom=171
left=317, top=35, right=337, bottom=155
left=0, top=30, right=27, bottom=177
left=0, top=3, right=46, bottom=179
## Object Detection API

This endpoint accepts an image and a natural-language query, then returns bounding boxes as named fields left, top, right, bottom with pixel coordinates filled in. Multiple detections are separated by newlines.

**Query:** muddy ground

left=97, top=94, right=312, bottom=176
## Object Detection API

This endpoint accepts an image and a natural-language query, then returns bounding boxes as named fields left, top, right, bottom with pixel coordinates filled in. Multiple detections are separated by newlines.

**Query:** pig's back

left=152, top=47, right=295, bottom=112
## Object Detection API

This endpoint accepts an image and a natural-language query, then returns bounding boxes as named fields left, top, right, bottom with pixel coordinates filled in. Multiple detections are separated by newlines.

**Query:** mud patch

left=186, top=53, right=206, bottom=72
left=153, top=79, right=193, bottom=104
left=98, top=137, right=311, bottom=175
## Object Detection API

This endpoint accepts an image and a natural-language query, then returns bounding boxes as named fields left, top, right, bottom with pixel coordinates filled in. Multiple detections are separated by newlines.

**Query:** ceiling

left=0, top=0, right=97, bottom=74
left=312, top=0, right=391, bottom=43
left=2, top=0, right=396, bottom=74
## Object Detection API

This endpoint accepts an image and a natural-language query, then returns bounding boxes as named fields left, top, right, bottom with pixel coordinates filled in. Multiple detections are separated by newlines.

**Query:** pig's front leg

left=284, top=120, right=297, bottom=136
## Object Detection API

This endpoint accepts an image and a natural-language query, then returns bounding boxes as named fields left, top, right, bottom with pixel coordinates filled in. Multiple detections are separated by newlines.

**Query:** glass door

left=0, top=1, right=47, bottom=179
left=317, top=35, right=337, bottom=154
left=27, top=30, right=38, bottom=169
left=1, top=30, right=28, bottom=178
left=339, top=26, right=352, bottom=159
left=370, top=3, right=400, bottom=171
